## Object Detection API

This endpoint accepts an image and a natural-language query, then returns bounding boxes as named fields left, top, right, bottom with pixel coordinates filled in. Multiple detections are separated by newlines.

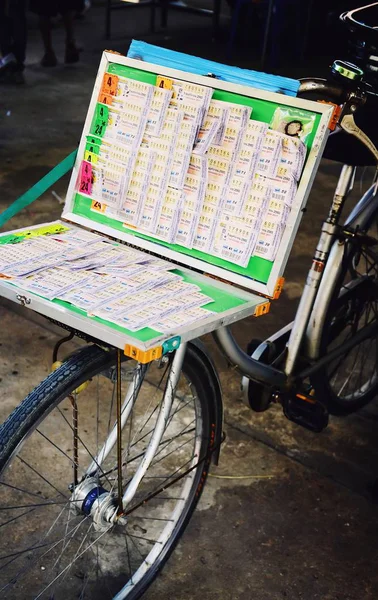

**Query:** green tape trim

left=107, top=64, right=157, bottom=85
left=0, top=150, right=78, bottom=229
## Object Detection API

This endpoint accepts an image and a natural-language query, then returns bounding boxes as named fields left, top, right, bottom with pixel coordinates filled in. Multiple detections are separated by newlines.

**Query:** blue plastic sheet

left=127, top=40, right=300, bottom=97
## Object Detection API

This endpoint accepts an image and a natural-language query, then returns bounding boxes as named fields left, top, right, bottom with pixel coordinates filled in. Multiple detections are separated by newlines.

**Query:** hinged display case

left=0, top=51, right=334, bottom=361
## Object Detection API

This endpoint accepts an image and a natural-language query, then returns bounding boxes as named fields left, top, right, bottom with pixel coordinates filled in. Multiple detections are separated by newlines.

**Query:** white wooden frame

left=62, top=52, right=335, bottom=298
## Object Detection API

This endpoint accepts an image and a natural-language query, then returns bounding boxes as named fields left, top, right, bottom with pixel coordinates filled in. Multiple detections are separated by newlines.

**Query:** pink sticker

left=78, top=161, right=93, bottom=196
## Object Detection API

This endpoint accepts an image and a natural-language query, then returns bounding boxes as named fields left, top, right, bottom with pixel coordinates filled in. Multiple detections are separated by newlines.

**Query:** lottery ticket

left=0, top=237, right=63, bottom=275
left=135, top=257, right=174, bottom=271
left=169, top=120, right=198, bottom=189
left=92, top=285, right=171, bottom=319
left=102, top=106, right=147, bottom=149
left=155, top=188, right=184, bottom=243
left=60, top=240, right=116, bottom=262
left=255, top=130, right=283, bottom=177
left=270, top=177, right=297, bottom=207
left=138, top=184, right=162, bottom=234
left=265, top=197, right=290, bottom=224
left=203, top=181, right=225, bottom=211
left=99, top=73, right=154, bottom=108
left=121, top=148, right=157, bottom=226
left=253, top=215, right=284, bottom=261
left=207, top=100, right=231, bottom=146
left=145, top=86, right=173, bottom=137
left=274, top=134, right=306, bottom=181
left=234, top=120, right=268, bottom=179
left=242, top=192, right=267, bottom=224
left=208, top=155, right=232, bottom=188
left=187, top=154, right=208, bottom=180
left=85, top=136, right=133, bottom=167
left=222, top=126, right=244, bottom=155
left=63, top=279, right=139, bottom=311
left=108, top=75, right=154, bottom=115
left=19, top=267, right=91, bottom=300
left=207, top=144, right=234, bottom=163
left=59, top=273, right=117, bottom=304
left=174, top=173, right=206, bottom=247
left=211, top=214, right=257, bottom=266
left=51, top=227, right=104, bottom=246
left=193, top=201, right=219, bottom=253
left=175, top=207, right=198, bottom=248
left=227, top=104, right=252, bottom=130
left=171, top=79, right=213, bottom=109
left=193, top=116, right=220, bottom=155
left=223, top=171, right=252, bottom=215
left=93, top=263, right=146, bottom=278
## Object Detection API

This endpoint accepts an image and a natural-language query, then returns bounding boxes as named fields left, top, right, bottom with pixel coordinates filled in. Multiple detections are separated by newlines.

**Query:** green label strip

left=90, top=104, right=109, bottom=138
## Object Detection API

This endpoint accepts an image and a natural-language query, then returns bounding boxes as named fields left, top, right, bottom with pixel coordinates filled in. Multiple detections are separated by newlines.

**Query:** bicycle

left=1, top=3, right=378, bottom=599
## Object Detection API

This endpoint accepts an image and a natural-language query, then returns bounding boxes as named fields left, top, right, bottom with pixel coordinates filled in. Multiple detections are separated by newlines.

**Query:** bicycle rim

left=0, top=344, right=211, bottom=599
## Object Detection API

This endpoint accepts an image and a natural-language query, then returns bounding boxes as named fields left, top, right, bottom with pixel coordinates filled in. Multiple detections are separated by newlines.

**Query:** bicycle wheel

left=311, top=213, right=378, bottom=415
left=0, top=343, right=214, bottom=599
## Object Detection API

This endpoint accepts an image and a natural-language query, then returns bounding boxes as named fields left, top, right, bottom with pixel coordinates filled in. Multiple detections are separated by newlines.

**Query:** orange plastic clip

left=254, top=301, right=270, bottom=317
left=124, top=344, right=163, bottom=364
left=318, top=100, right=342, bottom=131
left=272, top=277, right=285, bottom=300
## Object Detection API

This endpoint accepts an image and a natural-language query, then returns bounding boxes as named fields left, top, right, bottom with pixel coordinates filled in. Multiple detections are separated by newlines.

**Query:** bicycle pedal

left=284, top=392, right=328, bottom=433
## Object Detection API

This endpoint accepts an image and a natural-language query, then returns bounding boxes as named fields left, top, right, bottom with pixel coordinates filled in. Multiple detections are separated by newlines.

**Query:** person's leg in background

left=38, top=15, right=58, bottom=66
left=29, top=1, right=58, bottom=67
left=60, top=5, right=81, bottom=64
left=0, top=0, right=27, bottom=83
left=31, top=0, right=81, bottom=66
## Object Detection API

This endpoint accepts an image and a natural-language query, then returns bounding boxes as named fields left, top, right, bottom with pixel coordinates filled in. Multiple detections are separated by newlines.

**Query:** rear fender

left=187, top=340, right=223, bottom=465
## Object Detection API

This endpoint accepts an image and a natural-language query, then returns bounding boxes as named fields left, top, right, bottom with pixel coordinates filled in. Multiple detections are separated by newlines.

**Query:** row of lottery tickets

left=0, top=225, right=216, bottom=333
left=76, top=70, right=307, bottom=267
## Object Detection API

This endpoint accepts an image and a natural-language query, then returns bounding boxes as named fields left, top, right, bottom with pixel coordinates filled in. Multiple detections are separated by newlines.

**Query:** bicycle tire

left=311, top=212, right=378, bottom=415
left=0, top=343, right=214, bottom=599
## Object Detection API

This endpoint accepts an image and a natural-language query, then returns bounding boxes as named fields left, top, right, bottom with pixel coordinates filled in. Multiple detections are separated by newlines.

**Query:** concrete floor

left=1, top=4, right=378, bottom=599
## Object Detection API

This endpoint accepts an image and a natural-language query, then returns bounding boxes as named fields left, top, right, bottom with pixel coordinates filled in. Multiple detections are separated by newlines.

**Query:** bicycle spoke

left=16, top=456, right=68, bottom=499
left=56, top=406, right=113, bottom=488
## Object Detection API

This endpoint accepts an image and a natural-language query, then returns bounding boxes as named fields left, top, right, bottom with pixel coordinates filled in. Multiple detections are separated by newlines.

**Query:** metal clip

left=16, top=294, right=31, bottom=306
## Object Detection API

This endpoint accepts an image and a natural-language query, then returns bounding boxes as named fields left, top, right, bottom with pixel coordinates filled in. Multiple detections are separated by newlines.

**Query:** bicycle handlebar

left=298, top=78, right=349, bottom=103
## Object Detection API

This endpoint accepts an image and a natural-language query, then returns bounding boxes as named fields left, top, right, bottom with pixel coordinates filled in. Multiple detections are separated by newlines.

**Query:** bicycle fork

left=71, top=343, right=187, bottom=529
